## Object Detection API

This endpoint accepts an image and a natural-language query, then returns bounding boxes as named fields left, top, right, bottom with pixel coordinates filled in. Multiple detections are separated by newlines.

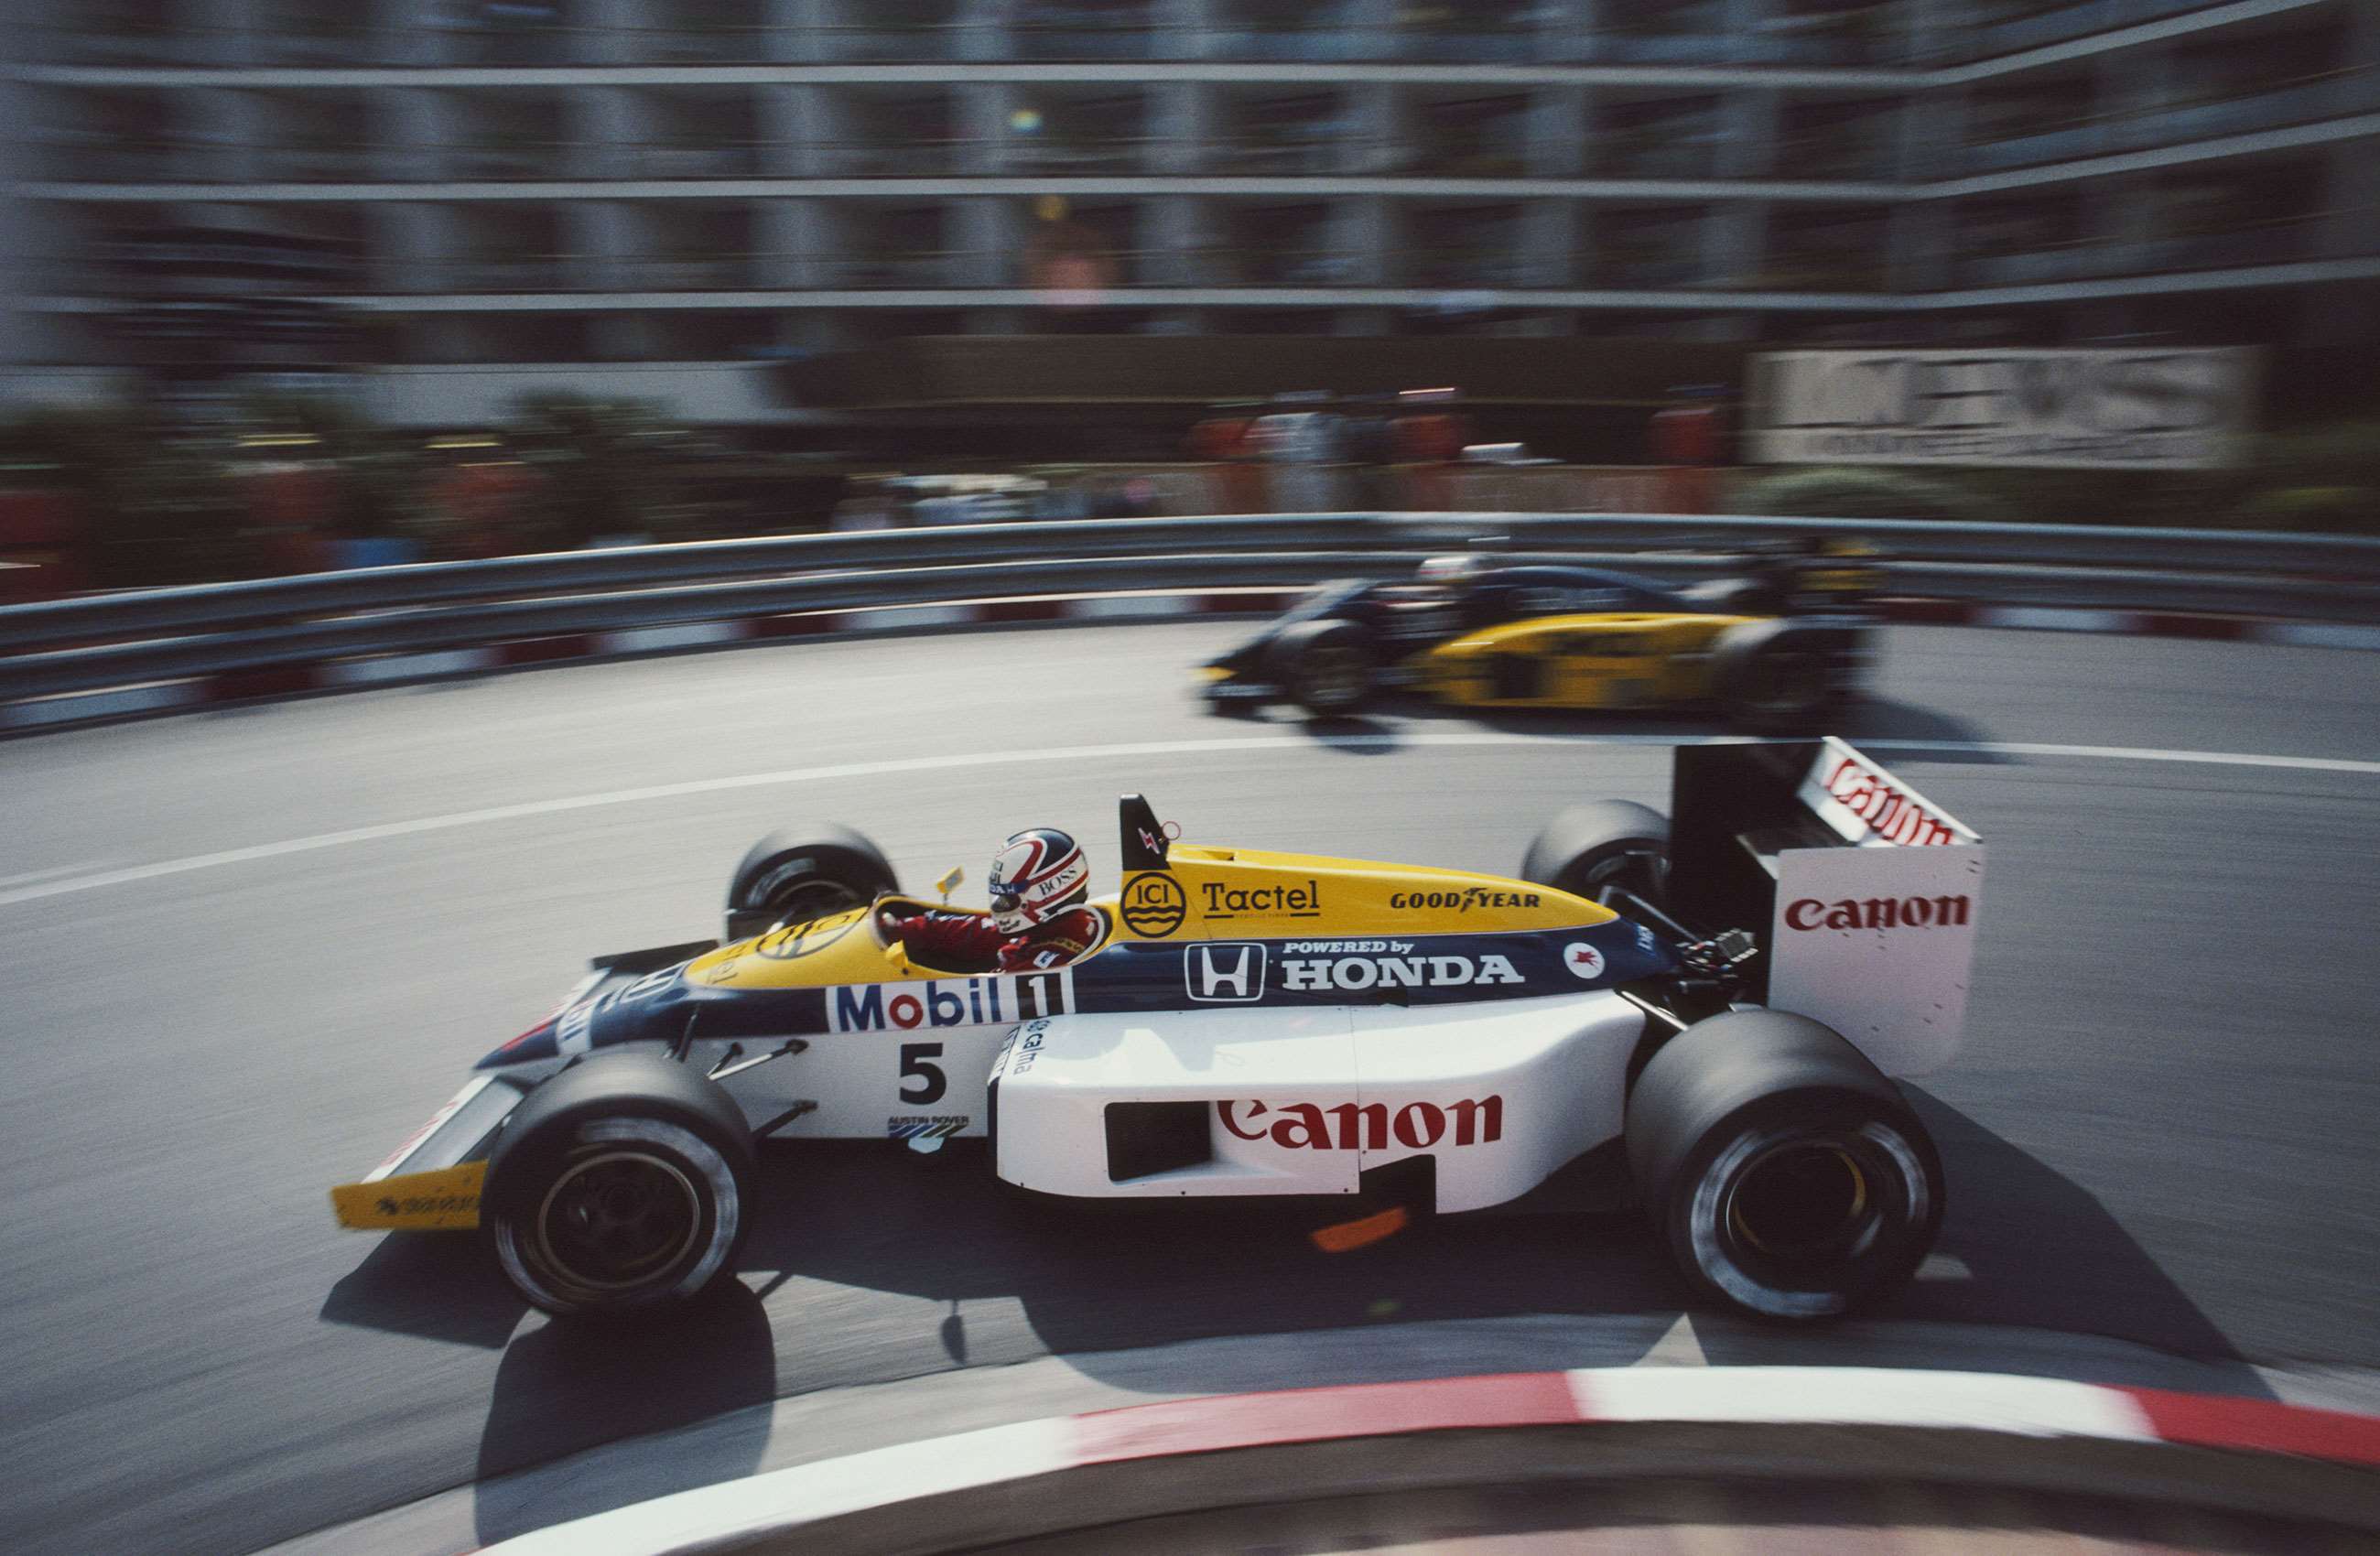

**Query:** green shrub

left=2233, top=486, right=2375, bottom=535
left=1728, top=466, right=2008, bottom=525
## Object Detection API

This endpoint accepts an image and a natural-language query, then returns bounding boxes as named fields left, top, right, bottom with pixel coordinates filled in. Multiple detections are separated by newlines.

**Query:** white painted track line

left=2, top=731, right=2375, bottom=913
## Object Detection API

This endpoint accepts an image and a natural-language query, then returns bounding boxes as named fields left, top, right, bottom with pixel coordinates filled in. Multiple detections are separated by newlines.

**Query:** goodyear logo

left=1388, top=888, right=1542, bottom=911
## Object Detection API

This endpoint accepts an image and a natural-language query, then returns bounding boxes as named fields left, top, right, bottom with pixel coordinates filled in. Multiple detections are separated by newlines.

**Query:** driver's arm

left=881, top=906, right=1007, bottom=963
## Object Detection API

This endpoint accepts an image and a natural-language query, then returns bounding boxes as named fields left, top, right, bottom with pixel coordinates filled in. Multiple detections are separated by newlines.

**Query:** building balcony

left=815, top=252, right=969, bottom=287
left=2111, top=66, right=2380, bottom=152
left=437, top=256, right=572, bottom=292
left=619, top=255, right=756, bottom=290
left=1590, top=249, right=1709, bottom=288
left=1199, top=135, right=1368, bottom=176
left=807, top=139, right=965, bottom=177
left=1947, top=0, right=2226, bottom=62
left=1742, top=254, right=1895, bottom=291
left=817, top=19, right=967, bottom=63
left=611, top=19, right=774, bottom=66
left=1589, top=132, right=1725, bottom=181
left=1960, top=65, right=2380, bottom=175
left=997, top=135, right=1155, bottom=175
left=587, top=142, right=769, bottom=180
left=1951, top=214, right=2360, bottom=286
left=1012, top=7, right=1160, bottom=62
left=1771, top=127, right=1902, bottom=182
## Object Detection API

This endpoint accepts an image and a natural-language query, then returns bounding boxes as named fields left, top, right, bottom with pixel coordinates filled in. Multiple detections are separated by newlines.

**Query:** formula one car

left=1202, top=543, right=1881, bottom=726
left=333, top=739, right=1981, bottom=1324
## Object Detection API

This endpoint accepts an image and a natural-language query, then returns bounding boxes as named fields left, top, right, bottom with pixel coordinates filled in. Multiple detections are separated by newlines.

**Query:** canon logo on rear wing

left=1785, top=894, right=1971, bottom=931
left=1801, top=753, right=1965, bottom=848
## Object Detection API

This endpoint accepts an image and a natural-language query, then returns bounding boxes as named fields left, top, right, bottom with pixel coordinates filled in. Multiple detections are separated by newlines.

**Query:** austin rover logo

left=1186, top=942, right=1268, bottom=1002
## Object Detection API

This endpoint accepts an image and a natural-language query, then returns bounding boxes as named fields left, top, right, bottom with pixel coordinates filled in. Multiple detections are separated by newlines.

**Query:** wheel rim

left=534, top=1149, right=703, bottom=1293
left=1742, top=651, right=1827, bottom=716
left=1299, top=645, right=1368, bottom=708
left=1726, top=1140, right=1874, bottom=1266
left=1689, top=1119, right=1931, bottom=1319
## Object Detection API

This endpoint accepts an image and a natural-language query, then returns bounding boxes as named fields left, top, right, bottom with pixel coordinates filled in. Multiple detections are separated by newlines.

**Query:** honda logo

left=1187, top=943, right=1268, bottom=1002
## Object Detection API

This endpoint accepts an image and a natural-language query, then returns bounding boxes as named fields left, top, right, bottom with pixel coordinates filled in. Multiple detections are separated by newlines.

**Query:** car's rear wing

left=1668, top=738, right=1983, bottom=1076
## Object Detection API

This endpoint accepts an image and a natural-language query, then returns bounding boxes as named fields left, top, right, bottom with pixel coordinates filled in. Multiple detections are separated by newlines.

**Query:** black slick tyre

left=1263, top=618, right=1379, bottom=717
left=1711, top=620, right=1837, bottom=732
left=725, top=824, right=898, bottom=941
left=1625, top=1010, right=1943, bottom=1323
left=484, top=1052, right=756, bottom=1319
left=1520, top=800, right=1671, bottom=909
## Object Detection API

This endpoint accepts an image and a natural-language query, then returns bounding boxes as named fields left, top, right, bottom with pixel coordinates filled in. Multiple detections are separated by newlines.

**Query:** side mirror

left=936, top=866, right=964, bottom=903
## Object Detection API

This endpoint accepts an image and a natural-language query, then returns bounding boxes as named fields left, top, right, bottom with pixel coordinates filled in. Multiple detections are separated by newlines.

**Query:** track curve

left=2, top=621, right=2376, bottom=1556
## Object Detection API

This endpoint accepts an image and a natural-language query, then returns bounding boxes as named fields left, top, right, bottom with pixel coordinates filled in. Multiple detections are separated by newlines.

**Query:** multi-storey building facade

left=5, top=0, right=2375, bottom=424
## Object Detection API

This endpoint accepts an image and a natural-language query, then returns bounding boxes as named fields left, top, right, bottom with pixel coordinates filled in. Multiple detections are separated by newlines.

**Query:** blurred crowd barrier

left=827, top=462, right=1705, bottom=529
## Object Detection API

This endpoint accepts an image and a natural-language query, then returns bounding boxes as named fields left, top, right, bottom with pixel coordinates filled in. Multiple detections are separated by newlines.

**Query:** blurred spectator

left=421, top=435, right=543, bottom=558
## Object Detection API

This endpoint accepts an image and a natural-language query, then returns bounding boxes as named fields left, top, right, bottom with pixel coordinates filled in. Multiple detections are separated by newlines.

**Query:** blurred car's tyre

left=725, top=825, right=898, bottom=942
left=1264, top=618, right=1379, bottom=717
left=1626, top=1010, right=1943, bottom=1324
left=1712, top=620, right=1839, bottom=732
left=485, top=1052, right=755, bottom=1319
left=1520, top=800, right=1671, bottom=909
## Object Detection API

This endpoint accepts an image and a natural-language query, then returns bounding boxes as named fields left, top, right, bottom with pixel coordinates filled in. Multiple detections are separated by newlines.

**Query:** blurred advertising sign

left=1749, top=348, right=2258, bottom=469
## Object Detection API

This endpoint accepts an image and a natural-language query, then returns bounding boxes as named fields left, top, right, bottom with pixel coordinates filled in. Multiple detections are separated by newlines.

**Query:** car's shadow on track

left=319, top=1092, right=2268, bottom=1547
left=470, top=1282, right=777, bottom=1538
left=1878, top=1090, right=2273, bottom=1397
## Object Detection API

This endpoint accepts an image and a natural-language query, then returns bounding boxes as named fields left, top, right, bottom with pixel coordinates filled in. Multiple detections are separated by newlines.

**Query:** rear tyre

left=1520, top=800, right=1671, bottom=910
left=1264, top=618, right=1379, bottom=718
left=484, top=1052, right=756, bottom=1319
left=1625, top=1010, right=1943, bottom=1323
left=725, top=824, right=898, bottom=942
left=1712, top=620, right=1838, bottom=732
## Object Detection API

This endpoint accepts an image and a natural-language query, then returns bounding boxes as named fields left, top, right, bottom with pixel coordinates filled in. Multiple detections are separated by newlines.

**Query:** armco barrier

left=476, top=1367, right=2380, bottom=1556
left=3, top=512, right=2376, bottom=705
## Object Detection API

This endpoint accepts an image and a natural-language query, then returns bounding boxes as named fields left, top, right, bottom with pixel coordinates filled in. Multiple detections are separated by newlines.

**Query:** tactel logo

left=1121, top=872, right=1187, bottom=936
left=1187, top=942, right=1268, bottom=1002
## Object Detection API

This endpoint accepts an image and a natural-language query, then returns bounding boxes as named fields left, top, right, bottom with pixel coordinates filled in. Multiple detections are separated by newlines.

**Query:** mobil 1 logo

left=1186, top=942, right=1268, bottom=1002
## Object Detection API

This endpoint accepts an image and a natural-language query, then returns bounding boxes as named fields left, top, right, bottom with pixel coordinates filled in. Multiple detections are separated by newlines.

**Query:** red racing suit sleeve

left=885, top=909, right=1009, bottom=967
left=994, top=905, right=1106, bottom=973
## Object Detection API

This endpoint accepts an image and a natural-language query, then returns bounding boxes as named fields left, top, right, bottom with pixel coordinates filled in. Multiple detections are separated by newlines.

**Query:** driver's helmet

left=989, top=827, right=1089, bottom=935
left=1415, top=554, right=1486, bottom=588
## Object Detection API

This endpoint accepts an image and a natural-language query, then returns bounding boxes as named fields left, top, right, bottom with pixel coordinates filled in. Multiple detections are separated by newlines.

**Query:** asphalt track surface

left=3, top=621, right=2377, bottom=1556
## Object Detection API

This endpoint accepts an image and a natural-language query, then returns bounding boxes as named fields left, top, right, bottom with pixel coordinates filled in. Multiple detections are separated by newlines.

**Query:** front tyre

left=1711, top=620, right=1841, bottom=733
left=1520, top=800, right=1670, bottom=910
left=485, top=1054, right=755, bottom=1319
left=1626, top=1010, right=1943, bottom=1323
left=1264, top=618, right=1379, bottom=718
left=726, top=824, right=898, bottom=942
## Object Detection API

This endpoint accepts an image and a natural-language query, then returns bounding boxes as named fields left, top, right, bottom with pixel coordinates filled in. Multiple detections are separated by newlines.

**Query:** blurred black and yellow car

left=1202, top=545, right=1882, bottom=729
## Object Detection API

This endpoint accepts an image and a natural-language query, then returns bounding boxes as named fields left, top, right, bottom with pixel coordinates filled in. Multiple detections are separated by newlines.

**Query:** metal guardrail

left=3, top=513, right=2376, bottom=703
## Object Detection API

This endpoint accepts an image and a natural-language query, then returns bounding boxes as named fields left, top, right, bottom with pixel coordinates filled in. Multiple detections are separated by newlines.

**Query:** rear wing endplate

left=1669, top=738, right=1984, bottom=1076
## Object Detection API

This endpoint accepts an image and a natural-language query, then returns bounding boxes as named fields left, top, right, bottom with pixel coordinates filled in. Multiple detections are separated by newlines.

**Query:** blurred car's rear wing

left=1670, top=738, right=1983, bottom=1076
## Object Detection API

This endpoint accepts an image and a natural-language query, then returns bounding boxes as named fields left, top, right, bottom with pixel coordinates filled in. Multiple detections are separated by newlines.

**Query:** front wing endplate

left=330, top=1161, right=485, bottom=1231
